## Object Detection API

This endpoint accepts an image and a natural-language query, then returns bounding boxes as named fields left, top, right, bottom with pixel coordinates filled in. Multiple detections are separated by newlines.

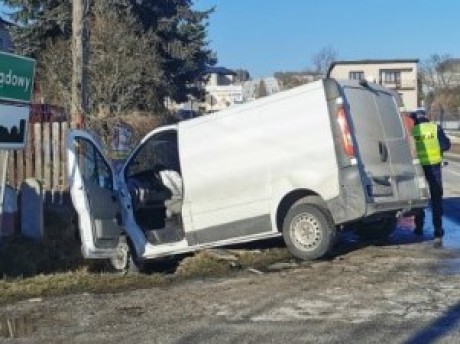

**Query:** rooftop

left=328, top=58, right=420, bottom=76
left=204, top=66, right=236, bottom=76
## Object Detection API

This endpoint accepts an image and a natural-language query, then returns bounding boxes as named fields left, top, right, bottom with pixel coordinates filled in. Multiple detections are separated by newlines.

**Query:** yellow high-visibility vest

left=411, top=122, right=442, bottom=165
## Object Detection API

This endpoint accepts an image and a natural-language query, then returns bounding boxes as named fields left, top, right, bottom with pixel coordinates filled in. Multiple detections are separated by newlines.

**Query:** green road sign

left=0, top=52, right=36, bottom=103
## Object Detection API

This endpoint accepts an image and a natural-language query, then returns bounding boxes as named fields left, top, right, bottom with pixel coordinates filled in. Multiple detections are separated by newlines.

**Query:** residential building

left=202, top=66, right=243, bottom=112
left=242, top=77, right=281, bottom=102
left=0, top=17, right=13, bottom=51
left=169, top=67, right=280, bottom=115
left=328, top=59, right=419, bottom=110
left=165, top=66, right=243, bottom=115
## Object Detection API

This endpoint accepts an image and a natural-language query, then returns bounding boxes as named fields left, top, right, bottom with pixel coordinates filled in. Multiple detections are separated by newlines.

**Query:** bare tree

left=71, top=0, right=91, bottom=127
left=90, top=2, right=165, bottom=118
left=311, top=46, right=338, bottom=76
left=419, top=54, right=453, bottom=92
left=38, top=3, right=167, bottom=118
left=38, top=39, right=72, bottom=107
left=419, top=54, right=460, bottom=120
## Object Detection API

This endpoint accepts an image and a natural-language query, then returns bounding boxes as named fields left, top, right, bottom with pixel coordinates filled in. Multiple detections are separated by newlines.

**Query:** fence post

left=34, top=123, right=43, bottom=186
left=61, top=122, right=69, bottom=195
left=25, top=122, right=34, bottom=179
left=43, top=122, right=51, bottom=200
left=7, top=150, right=15, bottom=188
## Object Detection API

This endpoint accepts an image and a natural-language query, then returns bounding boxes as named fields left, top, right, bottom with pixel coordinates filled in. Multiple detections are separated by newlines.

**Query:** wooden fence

left=6, top=104, right=70, bottom=203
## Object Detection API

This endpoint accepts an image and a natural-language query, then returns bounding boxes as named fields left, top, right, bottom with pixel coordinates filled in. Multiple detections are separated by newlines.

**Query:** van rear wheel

left=282, top=203, right=335, bottom=260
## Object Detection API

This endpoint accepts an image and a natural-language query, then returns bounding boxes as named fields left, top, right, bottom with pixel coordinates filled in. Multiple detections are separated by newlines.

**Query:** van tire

left=282, top=202, right=335, bottom=260
left=354, top=214, right=397, bottom=241
left=109, top=235, right=144, bottom=274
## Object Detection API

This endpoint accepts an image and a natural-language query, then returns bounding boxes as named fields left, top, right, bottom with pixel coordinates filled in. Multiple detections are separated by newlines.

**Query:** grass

left=0, top=247, right=292, bottom=305
left=0, top=209, right=293, bottom=305
left=236, top=248, right=292, bottom=268
left=175, top=247, right=292, bottom=279
left=0, top=270, right=171, bottom=304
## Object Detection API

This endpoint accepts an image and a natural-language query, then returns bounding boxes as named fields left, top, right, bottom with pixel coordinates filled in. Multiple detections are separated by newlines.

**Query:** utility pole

left=71, top=0, right=91, bottom=128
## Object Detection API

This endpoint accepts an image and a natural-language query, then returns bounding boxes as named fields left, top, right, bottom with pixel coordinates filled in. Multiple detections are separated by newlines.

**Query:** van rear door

left=341, top=81, right=420, bottom=203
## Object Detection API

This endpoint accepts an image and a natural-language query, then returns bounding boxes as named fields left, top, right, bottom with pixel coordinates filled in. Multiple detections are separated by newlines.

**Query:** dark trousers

left=415, top=164, right=444, bottom=238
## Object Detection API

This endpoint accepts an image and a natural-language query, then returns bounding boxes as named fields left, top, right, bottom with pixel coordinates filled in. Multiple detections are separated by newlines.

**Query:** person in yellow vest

left=410, top=110, right=451, bottom=247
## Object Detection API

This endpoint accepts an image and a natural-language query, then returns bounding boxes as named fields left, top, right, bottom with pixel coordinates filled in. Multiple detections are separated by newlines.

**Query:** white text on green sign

left=0, top=52, right=36, bottom=103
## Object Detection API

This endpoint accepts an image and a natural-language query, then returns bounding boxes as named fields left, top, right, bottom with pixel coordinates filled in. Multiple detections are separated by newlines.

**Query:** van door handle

left=378, top=141, right=388, bottom=162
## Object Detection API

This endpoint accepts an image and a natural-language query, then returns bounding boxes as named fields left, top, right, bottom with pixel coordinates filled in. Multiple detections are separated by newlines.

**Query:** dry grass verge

left=0, top=209, right=293, bottom=305
left=0, top=270, right=171, bottom=305
left=0, top=243, right=292, bottom=305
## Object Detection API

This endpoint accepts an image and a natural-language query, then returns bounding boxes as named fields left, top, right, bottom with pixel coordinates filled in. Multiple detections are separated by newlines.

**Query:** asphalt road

left=0, top=156, right=459, bottom=343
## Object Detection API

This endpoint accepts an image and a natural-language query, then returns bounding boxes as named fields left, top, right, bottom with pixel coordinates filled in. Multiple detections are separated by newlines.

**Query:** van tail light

left=336, top=106, right=355, bottom=158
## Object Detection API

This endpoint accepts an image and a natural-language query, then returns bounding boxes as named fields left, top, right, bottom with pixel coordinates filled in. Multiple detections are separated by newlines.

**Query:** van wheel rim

left=290, top=213, right=322, bottom=250
left=110, top=242, right=129, bottom=271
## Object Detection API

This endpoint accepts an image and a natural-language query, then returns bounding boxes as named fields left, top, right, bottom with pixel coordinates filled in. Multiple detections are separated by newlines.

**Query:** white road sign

left=0, top=104, right=29, bottom=150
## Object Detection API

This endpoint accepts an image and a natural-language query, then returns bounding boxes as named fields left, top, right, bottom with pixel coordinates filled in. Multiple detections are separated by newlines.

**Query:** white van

left=68, top=79, right=428, bottom=272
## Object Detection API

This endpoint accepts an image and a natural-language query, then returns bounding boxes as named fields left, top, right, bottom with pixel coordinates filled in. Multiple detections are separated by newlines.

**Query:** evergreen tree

left=3, top=0, right=71, bottom=55
left=3, top=0, right=216, bottom=112
left=133, top=0, right=217, bottom=102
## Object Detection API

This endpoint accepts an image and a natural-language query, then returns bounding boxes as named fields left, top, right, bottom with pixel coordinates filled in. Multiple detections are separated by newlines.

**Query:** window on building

left=217, top=74, right=233, bottom=86
left=349, top=71, right=365, bottom=80
left=380, top=70, right=401, bottom=84
left=0, top=38, right=4, bottom=51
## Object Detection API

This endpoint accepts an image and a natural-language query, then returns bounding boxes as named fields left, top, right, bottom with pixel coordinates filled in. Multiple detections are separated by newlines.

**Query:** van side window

left=74, top=138, right=113, bottom=190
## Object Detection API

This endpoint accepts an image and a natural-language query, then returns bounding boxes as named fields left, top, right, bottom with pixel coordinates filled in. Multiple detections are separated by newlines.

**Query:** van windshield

left=125, top=131, right=180, bottom=179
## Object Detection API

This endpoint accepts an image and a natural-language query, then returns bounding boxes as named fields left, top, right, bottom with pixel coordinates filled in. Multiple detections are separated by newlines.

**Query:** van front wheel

left=282, top=203, right=335, bottom=260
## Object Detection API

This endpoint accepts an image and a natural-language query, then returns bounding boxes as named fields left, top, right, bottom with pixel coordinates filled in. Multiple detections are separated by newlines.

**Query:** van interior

left=124, top=130, right=185, bottom=245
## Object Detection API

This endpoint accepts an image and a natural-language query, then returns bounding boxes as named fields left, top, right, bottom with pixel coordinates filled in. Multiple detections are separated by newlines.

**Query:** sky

left=2, top=1, right=460, bottom=78
left=193, top=0, right=460, bottom=77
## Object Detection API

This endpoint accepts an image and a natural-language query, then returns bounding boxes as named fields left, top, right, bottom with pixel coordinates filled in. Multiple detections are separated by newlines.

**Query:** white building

left=203, top=67, right=243, bottom=113
left=328, top=59, right=419, bottom=110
